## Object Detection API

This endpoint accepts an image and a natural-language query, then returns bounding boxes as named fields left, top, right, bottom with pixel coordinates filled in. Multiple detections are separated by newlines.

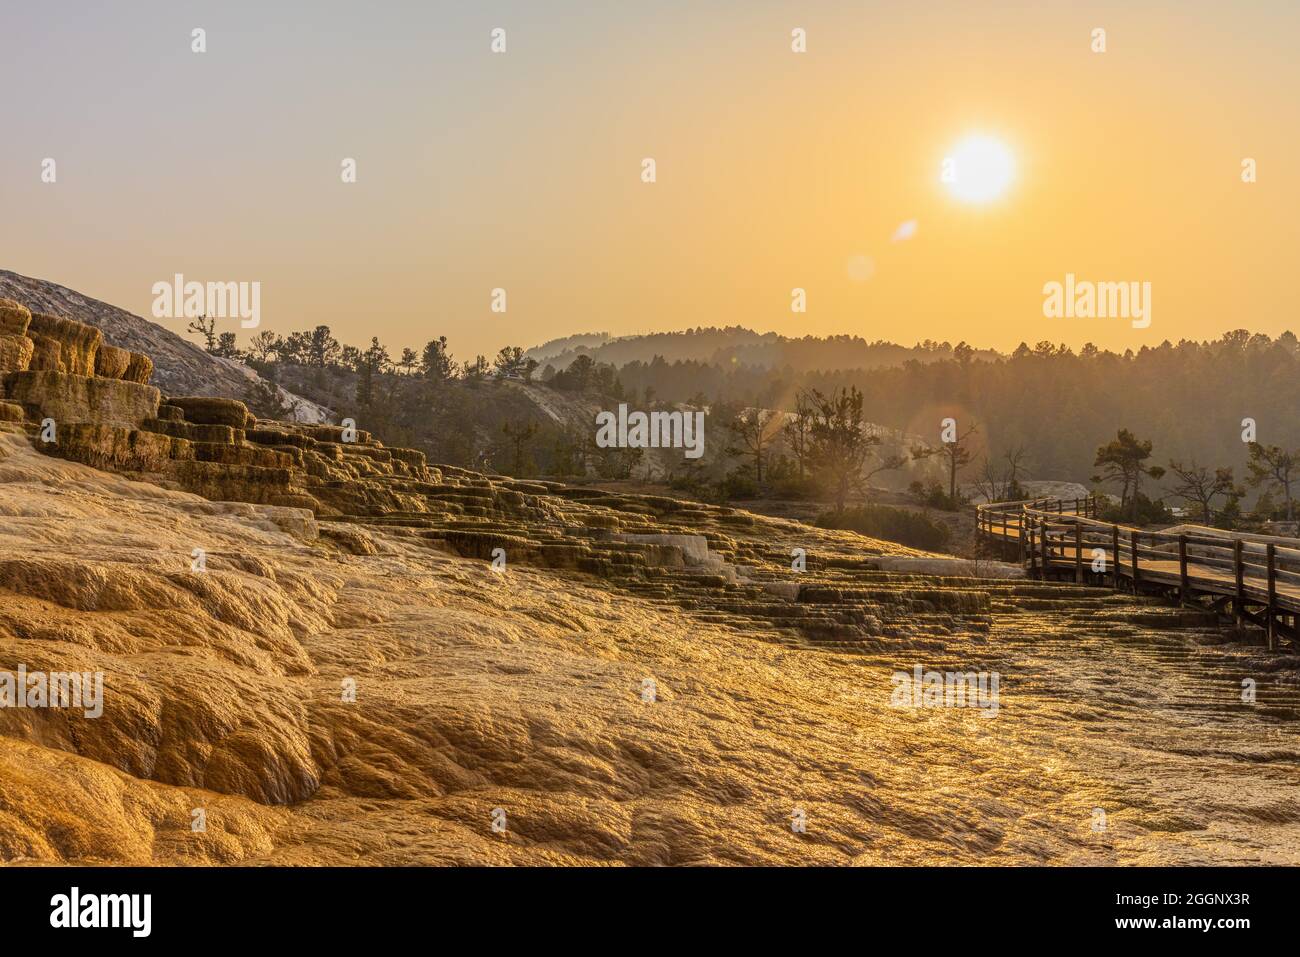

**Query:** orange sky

left=3, top=1, right=1297, bottom=361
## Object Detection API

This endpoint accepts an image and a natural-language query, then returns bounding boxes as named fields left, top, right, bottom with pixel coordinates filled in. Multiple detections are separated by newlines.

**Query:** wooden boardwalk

left=976, top=496, right=1300, bottom=650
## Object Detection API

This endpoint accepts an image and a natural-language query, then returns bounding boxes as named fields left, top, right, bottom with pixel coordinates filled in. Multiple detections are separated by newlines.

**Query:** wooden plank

left=973, top=500, right=1300, bottom=622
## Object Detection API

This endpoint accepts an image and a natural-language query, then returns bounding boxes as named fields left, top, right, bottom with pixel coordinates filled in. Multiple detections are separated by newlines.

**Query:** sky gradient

left=3, top=1, right=1298, bottom=361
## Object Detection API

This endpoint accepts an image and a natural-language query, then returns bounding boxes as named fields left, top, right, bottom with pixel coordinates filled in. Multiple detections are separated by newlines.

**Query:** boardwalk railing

left=976, top=495, right=1299, bottom=650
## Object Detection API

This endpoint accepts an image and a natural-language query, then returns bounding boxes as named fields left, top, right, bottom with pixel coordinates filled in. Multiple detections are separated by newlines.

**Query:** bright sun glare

left=943, top=135, right=1015, bottom=203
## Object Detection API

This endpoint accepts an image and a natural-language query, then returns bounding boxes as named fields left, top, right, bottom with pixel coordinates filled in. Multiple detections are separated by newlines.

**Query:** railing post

left=1130, top=529, right=1140, bottom=590
left=1110, top=524, right=1120, bottom=591
left=1029, top=516, right=1037, bottom=577
left=1038, top=517, right=1048, bottom=577
left=1233, top=539, right=1244, bottom=626
left=1027, top=517, right=1036, bottom=577
left=1017, top=508, right=1026, bottom=564
left=1267, top=543, right=1277, bottom=651
left=1074, top=522, right=1083, bottom=584
left=1177, top=535, right=1190, bottom=605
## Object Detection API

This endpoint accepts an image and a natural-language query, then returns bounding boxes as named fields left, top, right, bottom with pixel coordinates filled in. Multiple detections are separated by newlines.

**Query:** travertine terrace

left=2, top=296, right=1298, bottom=866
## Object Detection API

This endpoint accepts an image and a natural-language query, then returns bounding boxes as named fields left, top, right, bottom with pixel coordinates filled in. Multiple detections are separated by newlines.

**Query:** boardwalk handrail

left=975, top=494, right=1300, bottom=650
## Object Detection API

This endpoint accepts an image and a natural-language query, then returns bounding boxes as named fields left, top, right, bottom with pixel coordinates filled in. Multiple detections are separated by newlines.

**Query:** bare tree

left=973, top=445, right=1030, bottom=503
left=911, top=421, right=979, bottom=503
left=1166, top=460, right=1238, bottom=524
left=186, top=315, right=216, bottom=353
left=782, top=393, right=814, bottom=480
left=858, top=448, right=909, bottom=501
left=725, top=406, right=780, bottom=486
left=246, top=330, right=280, bottom=364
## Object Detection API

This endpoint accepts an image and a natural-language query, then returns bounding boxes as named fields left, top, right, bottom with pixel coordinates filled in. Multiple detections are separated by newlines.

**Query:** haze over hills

left=526, top=326, right=1001, bottom=373
left=9, top=270, right=1300, bottom=523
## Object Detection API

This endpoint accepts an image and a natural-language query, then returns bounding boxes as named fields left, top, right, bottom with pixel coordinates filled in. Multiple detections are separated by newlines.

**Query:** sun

left=943, top=135, right=1016, bottom=203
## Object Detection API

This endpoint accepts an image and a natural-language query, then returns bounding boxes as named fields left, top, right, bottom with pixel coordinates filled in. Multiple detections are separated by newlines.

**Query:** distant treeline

left=192, top=319, right=1300, bottom=525
left=529, top=325, right=997, bottom=373
left=613, top=331, right=1300, bottom=488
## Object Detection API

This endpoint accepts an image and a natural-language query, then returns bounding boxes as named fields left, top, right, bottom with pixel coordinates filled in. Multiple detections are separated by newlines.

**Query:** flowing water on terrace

left=832, top=585, right=1300, bottom=864
left=4, top=423, right=1297, bottom=865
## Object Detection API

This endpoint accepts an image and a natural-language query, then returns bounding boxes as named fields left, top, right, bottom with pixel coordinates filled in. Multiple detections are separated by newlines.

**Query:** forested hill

left=528, top=325, right=999, bottom=373
left=613, top=332, right=1300, bottom=486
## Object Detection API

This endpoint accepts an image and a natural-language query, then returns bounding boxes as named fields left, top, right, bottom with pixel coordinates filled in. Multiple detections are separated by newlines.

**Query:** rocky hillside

left=0, top=269, right=327, bottom=421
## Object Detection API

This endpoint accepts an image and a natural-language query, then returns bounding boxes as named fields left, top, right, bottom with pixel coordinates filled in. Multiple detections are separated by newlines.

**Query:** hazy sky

left=3, top=1, right=1297, bottom=361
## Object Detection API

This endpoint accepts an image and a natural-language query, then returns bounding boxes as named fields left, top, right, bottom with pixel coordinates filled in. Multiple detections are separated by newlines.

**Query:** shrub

left=1098, top=491, right=1173, bottom=526
left=907, top=479, right=963, bottom=511
left=769, top=475, right=820, bottom=500
left=716, top=470, right=759, bottom=500
left=815, top=504, right=952, bottom=551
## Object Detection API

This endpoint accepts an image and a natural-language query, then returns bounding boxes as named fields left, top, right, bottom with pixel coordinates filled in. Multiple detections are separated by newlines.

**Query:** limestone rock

left=167, top=396, right=250, bottom=429
left=871, top=556, right=1027, bottom=579
left=43, top=423, right=182, bottom=472
left=93, top=342, right=132, bottom=380
left=0, top=298, right=31, bottom=336
left=26, top=333, right=64, bottom=372
left=27, top=312, right=101, bottom=376
left=123, top=351, right=153, bottom=384
left=5, top=370, right=161, bottom=428
left=0, top=333, right=33, bottom=373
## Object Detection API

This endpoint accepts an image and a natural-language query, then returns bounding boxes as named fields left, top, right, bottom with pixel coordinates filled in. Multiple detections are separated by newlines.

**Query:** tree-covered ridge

left=193, top=320, right=1300, bottom=527
left=615, top=330, right=1300, bottom=489
left=528, top=324, right=999, bottom=372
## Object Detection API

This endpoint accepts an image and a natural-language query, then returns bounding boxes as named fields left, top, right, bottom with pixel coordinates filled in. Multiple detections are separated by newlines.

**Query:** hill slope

left=527, top=325, right=1000, bottom=372
left=0, top=269, right=328, bottom=421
